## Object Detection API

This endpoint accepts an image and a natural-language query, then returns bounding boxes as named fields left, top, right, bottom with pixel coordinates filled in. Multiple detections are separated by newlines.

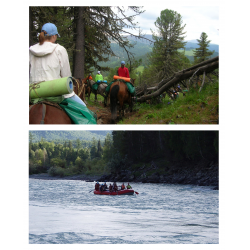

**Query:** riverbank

left=29, top=173, right=101, bottom=182
left=29, top=158, right=218, bottom=190
left=98, top=158, right=219, bottom=190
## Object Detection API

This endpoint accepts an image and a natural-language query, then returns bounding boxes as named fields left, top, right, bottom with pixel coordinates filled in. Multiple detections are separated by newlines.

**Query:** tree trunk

left=73, top=7, right=85, bottom=78
left=199, top=71, right=206, bottom=92
left=136, top=59, right=218, bottom=103
left=29, top=7, right=34, bottom=47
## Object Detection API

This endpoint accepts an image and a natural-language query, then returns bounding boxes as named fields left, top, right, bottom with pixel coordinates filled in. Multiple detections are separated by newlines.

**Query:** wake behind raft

left=94, top=189, right=135, bottom=195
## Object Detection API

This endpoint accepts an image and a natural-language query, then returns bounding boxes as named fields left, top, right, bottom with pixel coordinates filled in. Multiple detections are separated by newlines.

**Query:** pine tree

left=96, top=139, right=102, bottom=157
left=29, top=132, right=35, bottom=151
left=103, top=133, right=113, bottom=160
left=90, top=145, right=97, bottom=159
left=145, top=9, right=187, bottom=83
left=193, top=32, right=214, bottom=64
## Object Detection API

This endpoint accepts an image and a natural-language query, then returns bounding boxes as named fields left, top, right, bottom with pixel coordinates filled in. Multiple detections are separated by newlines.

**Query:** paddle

left=134, top=191, right=139, bottom=195
left=89, top=189, right=94, bottom=193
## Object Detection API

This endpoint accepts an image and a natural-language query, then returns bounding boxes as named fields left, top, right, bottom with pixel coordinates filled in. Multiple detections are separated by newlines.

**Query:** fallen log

left=136, top=60, right=218, bottom=103
left=158, top=56, right=219, bottom=89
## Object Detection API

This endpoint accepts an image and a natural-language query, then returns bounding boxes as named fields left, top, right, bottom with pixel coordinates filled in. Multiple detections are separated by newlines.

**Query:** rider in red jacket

left=117, top=61, right=130, bottom=78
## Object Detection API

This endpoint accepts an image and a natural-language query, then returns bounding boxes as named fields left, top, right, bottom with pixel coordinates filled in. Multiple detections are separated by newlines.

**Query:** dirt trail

left=87, top=101, right=136, bottom=124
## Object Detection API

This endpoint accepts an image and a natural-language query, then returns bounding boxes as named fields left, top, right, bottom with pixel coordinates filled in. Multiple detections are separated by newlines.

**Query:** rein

left=72, top=77, right=85, bottom=97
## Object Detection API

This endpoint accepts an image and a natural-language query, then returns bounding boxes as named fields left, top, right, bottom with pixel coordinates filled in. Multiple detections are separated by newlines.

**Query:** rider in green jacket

left=95, top=71, right=104, bottom=82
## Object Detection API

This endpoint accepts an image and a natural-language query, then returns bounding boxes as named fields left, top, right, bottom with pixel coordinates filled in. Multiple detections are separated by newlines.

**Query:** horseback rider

left=88, top=73, right=93, bottom=80
left=117, top=61, right=130, bottom=78
left=95, top=71, right=104, bottom=82
left=29, top=22, right=87, bottom=107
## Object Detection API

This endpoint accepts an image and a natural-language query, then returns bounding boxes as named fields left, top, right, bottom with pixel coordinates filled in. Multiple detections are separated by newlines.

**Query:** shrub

left=48, top=166, right=65, bottom=177
left=29, top=164, right=38, bottom=175
left=50, top=158, right=66, bottom=168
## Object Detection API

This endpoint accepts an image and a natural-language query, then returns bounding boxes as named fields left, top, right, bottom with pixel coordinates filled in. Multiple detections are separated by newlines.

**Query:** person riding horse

left=117, top=61, right=130, bottom=78
left=29, top=22, right=87, bottom=107
left=117, top=61, right=135, bottom=87
left=95, top=71, right=104, bottom=82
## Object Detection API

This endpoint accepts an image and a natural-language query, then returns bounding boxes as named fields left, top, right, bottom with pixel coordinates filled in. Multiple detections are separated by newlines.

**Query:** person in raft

left=95, top=71, right=104, bottom=82
left=103, top=182, right=108, bottom=190
left=29, top=22, right=86, bottom=107
left=117, top=61, right=130, bottom=78
left=127, top=183, right=132, bottom=189
left=109, top=183, right=113, bottom=192
left=95, top=181, right=100, bottom=191
left=121, top=183, right=125, bottom=190
left=113, top=182, right=118, bottom=192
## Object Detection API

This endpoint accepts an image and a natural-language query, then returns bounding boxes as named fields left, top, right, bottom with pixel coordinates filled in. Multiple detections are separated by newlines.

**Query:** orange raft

left=113, top=75, right=131, bottom=82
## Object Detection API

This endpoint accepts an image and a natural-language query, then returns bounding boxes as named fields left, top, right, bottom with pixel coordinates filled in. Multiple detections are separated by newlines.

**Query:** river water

left=29, top=179, right=219, bottom=244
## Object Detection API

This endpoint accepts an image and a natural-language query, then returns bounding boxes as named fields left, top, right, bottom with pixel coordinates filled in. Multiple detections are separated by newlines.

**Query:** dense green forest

left=29, top=131, right=218, bottom=179
left=29, top=131, right=113, bottom=176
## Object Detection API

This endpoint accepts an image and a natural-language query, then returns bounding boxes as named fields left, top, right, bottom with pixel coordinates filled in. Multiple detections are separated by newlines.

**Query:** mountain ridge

left=126, top=35, right=219, bottom=51
left=29, top=130, right=112, bottom=142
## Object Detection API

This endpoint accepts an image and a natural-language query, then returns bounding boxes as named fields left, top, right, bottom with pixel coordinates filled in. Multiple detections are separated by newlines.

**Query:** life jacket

left=95, top=183, right=100, bottom=190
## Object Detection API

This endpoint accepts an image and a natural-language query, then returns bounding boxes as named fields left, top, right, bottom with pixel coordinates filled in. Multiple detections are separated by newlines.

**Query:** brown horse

left=84, top=77, right=92, bottom=100
left=29, top=102, right=72, bottom=124
left=109, top=79, right=135, bottom=121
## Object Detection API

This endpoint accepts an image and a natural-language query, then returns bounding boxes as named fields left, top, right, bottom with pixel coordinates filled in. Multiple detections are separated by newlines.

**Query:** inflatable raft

left=94, top=189, right=134, bottom=195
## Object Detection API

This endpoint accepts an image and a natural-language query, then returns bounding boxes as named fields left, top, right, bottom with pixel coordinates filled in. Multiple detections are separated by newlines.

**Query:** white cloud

left=122, top=5, right=219, bottom=44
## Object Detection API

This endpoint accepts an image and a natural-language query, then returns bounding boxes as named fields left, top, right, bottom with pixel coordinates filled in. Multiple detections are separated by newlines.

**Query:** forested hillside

left=29, top=131, right=218, bottom=188
left=99, top=35, right=219, bottom=73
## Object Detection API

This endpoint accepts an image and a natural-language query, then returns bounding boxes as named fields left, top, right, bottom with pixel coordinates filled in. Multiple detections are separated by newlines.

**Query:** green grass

left=118, top=80, right=219, bottom=124
left=177, top=49, right=195, bottom=56
left=85, top=92, right=105, bottom=105
left=183, top=49, right=195, bottom=56
left=135, top=66, right=145, bottom=73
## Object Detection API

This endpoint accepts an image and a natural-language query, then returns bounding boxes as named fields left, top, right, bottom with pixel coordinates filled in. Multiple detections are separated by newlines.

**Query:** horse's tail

left=110, top=85, right=119, bottom=120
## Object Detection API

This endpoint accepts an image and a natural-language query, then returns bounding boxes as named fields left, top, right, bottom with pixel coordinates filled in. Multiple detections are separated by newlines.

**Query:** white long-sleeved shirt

left=29, top=41, right=74, bottom=98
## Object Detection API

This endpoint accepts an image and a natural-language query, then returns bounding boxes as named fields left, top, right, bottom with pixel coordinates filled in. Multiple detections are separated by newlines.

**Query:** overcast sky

left=122, top=5, right=219, bottom=45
